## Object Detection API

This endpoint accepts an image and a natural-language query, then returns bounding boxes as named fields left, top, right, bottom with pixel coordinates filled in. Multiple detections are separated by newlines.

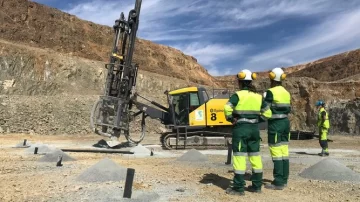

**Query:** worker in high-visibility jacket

left=224, top=69, right=272, bottom=195
left=315, top=100, right=330, bottom=156
left=263, top=67, right=291, bottom=190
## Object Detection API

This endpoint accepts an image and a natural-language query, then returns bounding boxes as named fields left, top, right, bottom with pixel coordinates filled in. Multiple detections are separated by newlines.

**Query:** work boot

left=226, top=187, right=245, bottom=196
left=318, top=152, right=326, bottom=157
left=246, top=185, right=261, bottom=193
left=264, top=184, right=284, bottom=190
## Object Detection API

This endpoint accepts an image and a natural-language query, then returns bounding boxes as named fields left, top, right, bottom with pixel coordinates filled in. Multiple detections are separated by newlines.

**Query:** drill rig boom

left=90, top=0, right=143, bottom=147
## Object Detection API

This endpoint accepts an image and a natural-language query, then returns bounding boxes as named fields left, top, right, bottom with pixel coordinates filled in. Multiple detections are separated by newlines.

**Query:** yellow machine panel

left=169, top=87, right=198, bottom=95
left=205, top=99, right=232, bottom=126
left=189, top=104, right=206, bottom=126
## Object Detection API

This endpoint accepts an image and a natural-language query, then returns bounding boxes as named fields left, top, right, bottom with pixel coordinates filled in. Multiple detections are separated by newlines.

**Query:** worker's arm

left=224, top=94, right=239, bottom=124
left=264, top=90, right=273, bottom=107
left=259, top=90, right=274, bottom=122
left=260, top=98, right=272, bottom=121
left=321, top=111, right=326, bottom=127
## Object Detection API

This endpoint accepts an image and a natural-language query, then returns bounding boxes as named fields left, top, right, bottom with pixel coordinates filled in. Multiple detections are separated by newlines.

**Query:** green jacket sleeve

left=224, top=94, right=239, bottom=122
left=264, top=90, right=273, bottom=104
left=260, top=98, right=272, bottom=121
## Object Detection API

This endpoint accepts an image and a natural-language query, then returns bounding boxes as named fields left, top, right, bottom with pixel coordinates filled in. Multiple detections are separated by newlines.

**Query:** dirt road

left=0, top=133, right=359, bottom=202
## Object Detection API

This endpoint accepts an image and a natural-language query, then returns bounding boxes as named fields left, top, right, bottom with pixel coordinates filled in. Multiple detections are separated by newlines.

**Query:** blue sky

left=32, top=0, right=360, bottom=76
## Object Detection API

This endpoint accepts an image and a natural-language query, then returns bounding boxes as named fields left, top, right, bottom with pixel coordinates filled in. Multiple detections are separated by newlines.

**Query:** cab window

left=189, top=92, right=200, bottom=113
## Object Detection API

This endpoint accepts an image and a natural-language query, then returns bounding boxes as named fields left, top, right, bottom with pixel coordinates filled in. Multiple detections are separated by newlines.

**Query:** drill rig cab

left=159, top=87, right=234, bottom=149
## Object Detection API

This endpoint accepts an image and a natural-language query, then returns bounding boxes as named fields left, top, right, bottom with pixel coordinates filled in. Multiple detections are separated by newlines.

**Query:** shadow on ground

left=294, top=152, right=320, bottom=156
left=200, top=173, right=273, bottom=190
left=199, top=173, right=231, bottom=190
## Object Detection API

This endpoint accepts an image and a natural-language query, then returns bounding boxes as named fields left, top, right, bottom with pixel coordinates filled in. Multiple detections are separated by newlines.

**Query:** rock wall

left=0, top=40, right=212, bottom=135
left=0, top=0, right=221, bottom=87
left=252, top=78, right=360, bottom=135
left=289, top=49, right=360, bottom=82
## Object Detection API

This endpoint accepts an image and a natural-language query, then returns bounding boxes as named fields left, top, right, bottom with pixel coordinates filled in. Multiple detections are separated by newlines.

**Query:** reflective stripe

left=282, top=156, right=289, bottom=160
left=260, top=104, right=270, bottom=113
left=233, top=152, right=247, bottom=156
left=253, top=169, right=263, bottom=173
left=271, top=114, right=288, bottom=119
left=272, top=157, right=283, bottom=160
left=234, top=170, right=246, bottom=174
left=269, top=141, right=289, bottom=147
left=237, top=118, right=259, bottom=124
left=248, top=152, right=260, bottom=156
left=261, top=115, right=269, bottom=120
left=269, top=142, right=283, bottom=147
left=226, top=102, right=234, bottom=108
left=271, top=103, right=291, bottom=107
left=233, top=110, right=260, bottom=115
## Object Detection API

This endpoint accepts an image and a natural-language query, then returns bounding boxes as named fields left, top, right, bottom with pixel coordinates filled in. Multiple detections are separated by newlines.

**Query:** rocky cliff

left=0, top=0, right=221, bottom=87
left=1, top=0, right=359, bottom=136
left=216, top=49, right=360, bottom=135
left=0, top=39, right=215, bottom=135
left=289, top=49, right=360, bottom=82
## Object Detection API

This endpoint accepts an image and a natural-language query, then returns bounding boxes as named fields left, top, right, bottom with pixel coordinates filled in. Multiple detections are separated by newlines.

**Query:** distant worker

left=263, top=67, right=291, bottom=190
left=315, top=100, right=330, bottom=156
left=224, top=69, right=272, bottom=195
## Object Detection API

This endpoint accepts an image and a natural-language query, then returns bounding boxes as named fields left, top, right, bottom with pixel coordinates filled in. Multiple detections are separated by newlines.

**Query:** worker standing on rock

left=223, top=69, right=272, bottom=195
left=316, top=100, right=330, bottom=156
left=263, top=67, right=291, bottom=190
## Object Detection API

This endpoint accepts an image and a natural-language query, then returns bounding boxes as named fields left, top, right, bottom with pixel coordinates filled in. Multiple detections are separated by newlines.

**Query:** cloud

left=208, top=68, right=232, bottom=77
left=173, top=42, right=251, bottom=68
left=34, top=0, right=360, bottom=76
left=65, top=0, right=357, bottom=35
left=244, top=7, right=360, bottom=71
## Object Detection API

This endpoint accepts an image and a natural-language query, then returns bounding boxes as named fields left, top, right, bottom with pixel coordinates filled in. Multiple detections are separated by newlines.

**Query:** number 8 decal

left=211, top=113, right=217, bottom=121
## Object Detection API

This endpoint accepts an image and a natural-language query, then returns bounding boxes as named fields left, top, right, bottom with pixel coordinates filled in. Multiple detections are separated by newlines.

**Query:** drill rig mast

left=90, top=0, right=144, bottom=147
left=90, top=0, right=236, bottom=150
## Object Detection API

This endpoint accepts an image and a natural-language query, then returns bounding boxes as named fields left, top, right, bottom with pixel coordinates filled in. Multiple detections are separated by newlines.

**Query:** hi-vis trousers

left=232, top=123, right=263, bottom=192
left=268, top=118, right=290, bottom=186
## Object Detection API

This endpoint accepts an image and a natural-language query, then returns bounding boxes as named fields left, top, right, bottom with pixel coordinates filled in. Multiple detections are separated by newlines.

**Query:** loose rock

left=299, top=158, right=360, bottom=183
left=76, top=158, right=128, bottom=182
left=176, top=149, right=208, bottom=162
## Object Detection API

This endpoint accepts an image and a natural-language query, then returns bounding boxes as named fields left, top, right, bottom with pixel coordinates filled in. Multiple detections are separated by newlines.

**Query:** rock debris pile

left=76, top=158, right=128, bottom=182
left=14, top=140, right=32, bottom=148
left=38, top=149, right=76, bottom=162
left=299, top=158, right=360, bottom=183
left=176, top=149, right=208, bottom=162
left=24, top=144, right=56, bottom=154
left=130, top=144, right=151, bottom=157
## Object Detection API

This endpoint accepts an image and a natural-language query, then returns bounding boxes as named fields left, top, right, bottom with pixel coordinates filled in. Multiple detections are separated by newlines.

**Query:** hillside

left=288, top=49, right=360, bottom=81
left=0, top=0, right=359, bottom=136
left=0, top=0, right=221, bottom=86
left=215, top=49, right=360, bottom=135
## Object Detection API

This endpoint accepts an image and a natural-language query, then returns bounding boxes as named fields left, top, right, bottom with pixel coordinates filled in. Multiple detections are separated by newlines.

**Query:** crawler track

left=160, top=132, right=231, bottom=150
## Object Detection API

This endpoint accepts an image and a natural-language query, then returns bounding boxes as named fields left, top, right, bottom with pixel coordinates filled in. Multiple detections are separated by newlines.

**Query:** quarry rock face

left=0, top=0, right=359, bottom=136
left=0, top=40, right=211, bottom=135
left=218, top=75, right=360, bottom=135
left=0, top=0, right=221, bottom=87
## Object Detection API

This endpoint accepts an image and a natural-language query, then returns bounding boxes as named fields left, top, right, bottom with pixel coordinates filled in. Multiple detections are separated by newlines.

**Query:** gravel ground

left=0, top=133, right=360, bottom=202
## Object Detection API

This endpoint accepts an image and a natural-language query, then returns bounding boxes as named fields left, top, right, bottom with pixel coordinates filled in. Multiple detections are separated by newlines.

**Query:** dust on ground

left=0, top=133, right=360, bottom=202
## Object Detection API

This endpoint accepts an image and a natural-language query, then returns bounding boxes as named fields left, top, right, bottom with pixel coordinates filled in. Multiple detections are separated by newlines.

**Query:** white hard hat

left=269, top=67, right=286, bottom=81
left=237, top=69, right=257, bottom=81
